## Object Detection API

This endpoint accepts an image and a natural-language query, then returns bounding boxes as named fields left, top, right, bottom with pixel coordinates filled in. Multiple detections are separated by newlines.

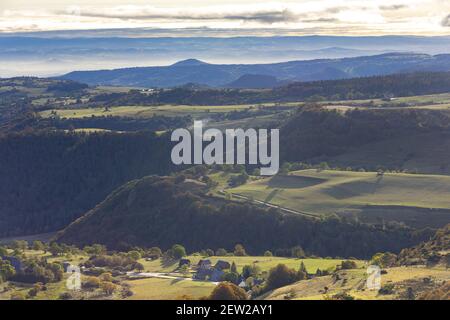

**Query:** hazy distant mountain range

left=59, top=53, right=450, bottom=88
left=1, top=34, right=450, bottom=77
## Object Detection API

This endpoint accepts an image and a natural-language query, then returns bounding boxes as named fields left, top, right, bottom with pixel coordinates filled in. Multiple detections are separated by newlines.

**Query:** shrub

left=171, top=244, right=187, bottom=259
left=27, top=288, right=38, bottom=298
left=101, top=281, right=117, bottom=295
left=264, top=250, right=273, bottom=257
left=83, top=276, right=101, bottom=289
left=221, top=272, right=239, bottom=284
left=216, top=248, right=227, bottom=256
left=266, top=264, right=299, bottom=290
left=134, top=262, right=144, bottom=271
left=291, top=246, right=306, bottom=259
left=370, top=252, right=397, bottom=268
left=242, top=264, right=261, bottom=279
left=209, top=282, right=248, bottom=300
left=379, top=283, right=395, bottom=295
left=59, top=292, right=74, bottom=300
left=99, top=272, right=113, bottom=282
left=146, top=247, right=162, bottom=260
left=127, top=250, right=141, bottom=261
left=340, top=260, right=358, bottom=270
left=327, top=292, right=355, bottom=300
left=233, top=244, right=246, bottom=256
left=88, top=255, right=135, bottom=270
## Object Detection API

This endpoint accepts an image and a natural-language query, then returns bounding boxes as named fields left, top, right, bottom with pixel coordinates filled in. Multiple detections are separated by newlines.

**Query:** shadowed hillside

left=60, top=53, right=450, bottom=88
left=55, top=175, right=431, bottom=259
left=398, top=224, right=450, bottom=266
left=0, top=131, right=173, bottom=237
left=280, top=107, right=450, bottom=174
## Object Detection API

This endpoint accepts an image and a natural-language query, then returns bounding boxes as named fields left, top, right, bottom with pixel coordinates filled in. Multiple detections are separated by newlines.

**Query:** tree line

left=0, top=130, right=174, bottom=237
left=56, top=175, right=432, bottom=259
left=87, top=72, right=450, bottom=106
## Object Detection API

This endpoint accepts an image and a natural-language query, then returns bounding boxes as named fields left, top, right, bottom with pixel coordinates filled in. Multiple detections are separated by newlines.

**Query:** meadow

left=124, top=278, right=216, bottom=300
left=228, top=170, right=450, bottom=228
left=138, top=255, right=363, bottom=275
left=37, top=91, right=450, bottom=126
left=39, top=103, right=294, bottom=119
left=263, top=266, right=450, bottom=300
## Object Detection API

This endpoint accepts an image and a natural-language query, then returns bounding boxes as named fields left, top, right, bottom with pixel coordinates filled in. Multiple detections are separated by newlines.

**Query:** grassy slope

left=0, top=251, right=89, bottom=300
left=229, top=170, right=450, bottom=228
left=139, top=256, right=360, bottom=274
left=124, top=278, right=216, bottom=300
left=263, top=266, right=450, bottom=300
left=128, top=256, right=362, bottom=300
left=39, top=92, right=450, bottom=119
left=39, top=103, right=293, bottom=119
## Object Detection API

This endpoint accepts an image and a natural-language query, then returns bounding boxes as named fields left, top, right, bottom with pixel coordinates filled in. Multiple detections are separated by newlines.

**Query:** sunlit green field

left=39, top=103, right=296, bottom=119
left=128, top=255, right=362, bottom=300
left=39, top=91, right=450, bottom=121
left=0, top=278, right=70, bottom=300
left=329, top=92, right=450, bottom=106
left=125, top=278, right=216, bottom=300
left=139, top=255, right=362, bottom=274
left=228, top=170, right=450, bottom=227
left=131, top=255, right=364, bottom=301
left=264, top=266, right=450, bottom=300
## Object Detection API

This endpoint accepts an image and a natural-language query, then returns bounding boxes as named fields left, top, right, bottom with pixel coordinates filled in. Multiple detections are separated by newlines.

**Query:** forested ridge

left=279, top=107, right=450, bottom=164
left=0, top=130, right=173, bottom=237
left=90, top=72, right=450, bottom=106
left=56, top=175, right=432, bottom=259
left=397, top=224, right=450, bottom=266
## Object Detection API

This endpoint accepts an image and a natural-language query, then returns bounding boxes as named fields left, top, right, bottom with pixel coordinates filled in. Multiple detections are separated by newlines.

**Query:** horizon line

left=1, top=27, right=449, bottom=38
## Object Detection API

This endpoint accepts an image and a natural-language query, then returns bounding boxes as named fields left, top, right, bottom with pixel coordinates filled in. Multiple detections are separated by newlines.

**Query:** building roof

left=198, top=259, right=212, bottom=266
left=214, top=260, right=231, bottom=270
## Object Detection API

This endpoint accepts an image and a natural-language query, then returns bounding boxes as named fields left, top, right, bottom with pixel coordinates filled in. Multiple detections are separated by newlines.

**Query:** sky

left=1, top=0, right=450, bottom=35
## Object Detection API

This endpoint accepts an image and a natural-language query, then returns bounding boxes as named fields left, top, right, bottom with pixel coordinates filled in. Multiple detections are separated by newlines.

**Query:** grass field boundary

left=219, top=190, right=321, bottom=219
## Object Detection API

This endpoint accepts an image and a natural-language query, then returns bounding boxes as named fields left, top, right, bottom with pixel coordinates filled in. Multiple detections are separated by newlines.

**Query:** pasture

left=139, top=255, right=361, bottom=274
left=263, top=266, right=450, bottom=300
left=39, top=103, right=295, bottom=120
left=124, top=278, right=216, bottom=300
left=228, top=170, right=450, bottom=228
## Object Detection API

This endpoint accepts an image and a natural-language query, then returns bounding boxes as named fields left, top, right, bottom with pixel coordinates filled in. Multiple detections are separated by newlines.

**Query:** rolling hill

left=59, top=53, right=450, bottom=88
left=0, top=131, right=174, bottom=237
left=279, top=107, right=450, bottom=175
left=3, top=34, right=450, bottom=78
left=55, top=175, right=429, bottom=258
left=70, top=71, right=450, bottom=106
left=225, top=74, right=287, bottom=89
left=261, top=266, right=450, bottom=300
left=262, top=225, right=449, bottom=300
left=397, top=224, right=449, bottom=266
left=228, top=170, right=450, bottom=228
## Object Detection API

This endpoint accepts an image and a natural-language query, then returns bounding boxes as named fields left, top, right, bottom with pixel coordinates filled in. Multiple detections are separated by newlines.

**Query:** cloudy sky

left=1, top=0, right=450, bottom=35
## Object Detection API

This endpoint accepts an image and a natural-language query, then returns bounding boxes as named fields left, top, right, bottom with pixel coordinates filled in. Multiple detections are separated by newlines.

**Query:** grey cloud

left=379, top=5, right=408, bottom=11
left=223, top=9, right=299, bottom=24
left=303, top=18, right=339, bottom=23
left=62, top=8, right=300, bottom=24
left=442, top=14, right=450, bottom=26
